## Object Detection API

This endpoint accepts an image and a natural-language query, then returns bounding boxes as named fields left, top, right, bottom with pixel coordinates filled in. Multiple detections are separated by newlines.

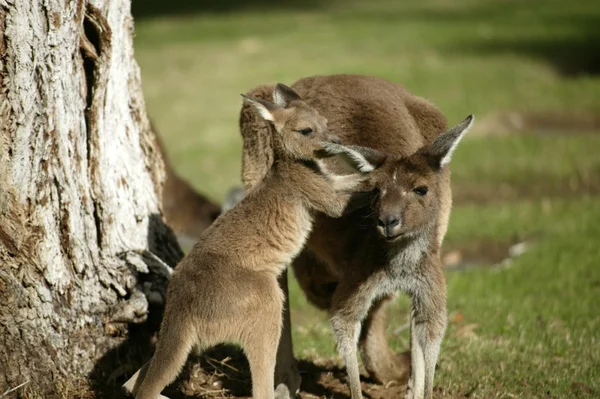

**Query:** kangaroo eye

left=297, top=128, right=313, bottom=136
left=413, top=186, right=428, bottom=196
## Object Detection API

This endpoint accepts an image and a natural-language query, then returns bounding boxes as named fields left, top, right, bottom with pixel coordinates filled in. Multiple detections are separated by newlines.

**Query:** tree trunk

left=0, top=0, right=183, bottom=396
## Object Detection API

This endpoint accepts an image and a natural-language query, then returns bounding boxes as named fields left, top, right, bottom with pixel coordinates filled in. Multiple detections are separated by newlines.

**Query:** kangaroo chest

left=379, top=235, right=429, bottom=295
left=272, top=205, right=314, bottom=267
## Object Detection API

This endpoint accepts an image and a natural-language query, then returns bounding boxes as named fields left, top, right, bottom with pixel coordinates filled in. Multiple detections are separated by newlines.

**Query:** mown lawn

left=133, top=0, right=600, bottom=397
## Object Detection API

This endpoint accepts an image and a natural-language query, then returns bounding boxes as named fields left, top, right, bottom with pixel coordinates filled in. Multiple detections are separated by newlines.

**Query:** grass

left=438, top=199, right=600, bottom=397
left=133, top=0, right=600, bottom=397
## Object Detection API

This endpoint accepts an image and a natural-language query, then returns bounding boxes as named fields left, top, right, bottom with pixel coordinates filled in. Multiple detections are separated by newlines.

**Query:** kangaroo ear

left=422, top=114, right=474, bottom=169
left=241, top=94, right=279, bottom=122
left=273, top=83, right=302, bottom=108
left=317, top=143, right=387, bottom=173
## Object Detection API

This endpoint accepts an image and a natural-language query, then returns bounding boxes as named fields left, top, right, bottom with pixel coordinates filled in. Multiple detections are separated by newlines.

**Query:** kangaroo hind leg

left=242, top=291, right=283, bottom=399
left=133, top=315, right=196, bottom=399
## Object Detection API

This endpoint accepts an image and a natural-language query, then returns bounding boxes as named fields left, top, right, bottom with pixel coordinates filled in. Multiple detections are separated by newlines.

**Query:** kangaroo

left=316, top=118, right=472, bottom=399
left=238, top=74, right=473, bottom=399
left=153, top=125, right=221, bottom=247
left=122, top=83, right=375, bottom=399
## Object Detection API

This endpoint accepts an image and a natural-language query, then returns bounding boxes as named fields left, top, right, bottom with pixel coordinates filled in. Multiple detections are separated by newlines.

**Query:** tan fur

left=123, top=84, right=371, bottom=399
left=239, top=75, right=471, bottom=399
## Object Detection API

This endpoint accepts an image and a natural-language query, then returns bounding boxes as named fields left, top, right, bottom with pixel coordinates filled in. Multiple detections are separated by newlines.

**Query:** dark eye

left=413, top=186, right=428, bottom=196
left=297, top=128, right=313, bottom=136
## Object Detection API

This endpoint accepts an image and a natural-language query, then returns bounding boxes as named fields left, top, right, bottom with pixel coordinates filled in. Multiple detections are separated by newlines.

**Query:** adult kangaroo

left=239, top=74, right=472, bottom=399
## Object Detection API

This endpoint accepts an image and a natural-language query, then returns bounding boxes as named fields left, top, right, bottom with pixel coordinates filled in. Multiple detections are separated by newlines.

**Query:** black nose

left=378, top=215, right=400, bottom=228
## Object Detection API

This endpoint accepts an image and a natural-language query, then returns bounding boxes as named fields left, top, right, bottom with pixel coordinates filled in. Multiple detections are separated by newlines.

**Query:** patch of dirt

left=169, top=348, right=408, bottom=399
left=470, top=110, right=600, bottom=137
left=442, top=237, right=534, bottom=271
left=174, top=345, right=250, bottom=398
left=296, top=359, right=407, bottom=399
left=460, top=109, right=600, bottom=204
left=570, top=382, right=598, bottom=397
left=452, top=172, right=600, bottom=205
left=91, top=342, right=413, bottom=399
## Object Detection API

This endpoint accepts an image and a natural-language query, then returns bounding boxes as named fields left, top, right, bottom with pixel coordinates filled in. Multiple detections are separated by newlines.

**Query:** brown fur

left=153, top=128, right=220, bottom=244
left=122, top=84, right=372, bottom=399
left=239, top=75, right=472, bottom=399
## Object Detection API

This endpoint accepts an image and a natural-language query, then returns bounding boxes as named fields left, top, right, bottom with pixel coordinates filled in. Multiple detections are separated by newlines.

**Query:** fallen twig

left=207, top=356, right=240, bottom=373
left=1, top=380, right=30, bottom=398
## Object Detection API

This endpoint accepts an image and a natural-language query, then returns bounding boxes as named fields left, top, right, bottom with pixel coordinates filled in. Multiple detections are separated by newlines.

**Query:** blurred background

left=133, top=0, right=599, bottom=397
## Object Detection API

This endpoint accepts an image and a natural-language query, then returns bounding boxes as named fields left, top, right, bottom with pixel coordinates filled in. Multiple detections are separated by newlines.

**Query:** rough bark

left=0, top=0, right=182, bottom=396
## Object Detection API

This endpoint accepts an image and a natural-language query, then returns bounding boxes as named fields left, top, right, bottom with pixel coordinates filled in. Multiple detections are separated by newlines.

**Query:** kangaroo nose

left=378, top=215, right=400, bottom=228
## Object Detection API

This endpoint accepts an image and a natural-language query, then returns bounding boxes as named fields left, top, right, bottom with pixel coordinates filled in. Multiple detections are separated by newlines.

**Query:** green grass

left=134, top=0, right=600, bottom=397
left=439, top=200, right=600, bottom=398
left=287, top=198, right=600, bottom=397
left=134, top=0, right=600, bottom=202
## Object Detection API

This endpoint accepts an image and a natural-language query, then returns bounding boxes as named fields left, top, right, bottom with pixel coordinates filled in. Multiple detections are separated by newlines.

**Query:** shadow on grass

left=445, top=2, right=600, bottom=77
left=89, top=213, right=185, bottom=398
left=367, top=1, right=600, bottom=77
left=455, top=34, right=600, bottom=77
left=89, top=322, right=247, bottom=399
left=134, top=0, right=600, bottom=77
left=90, top=337, right=407, bottom=399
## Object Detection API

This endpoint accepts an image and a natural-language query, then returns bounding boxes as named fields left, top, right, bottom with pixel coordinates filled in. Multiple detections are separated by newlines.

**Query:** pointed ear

left=241, top=94, right=279, bottom=122
left=317, top=143, right=387, bottom=173
left=273, top=83, right=302, bottom=108
left=423, top=114, right=474, bottom=169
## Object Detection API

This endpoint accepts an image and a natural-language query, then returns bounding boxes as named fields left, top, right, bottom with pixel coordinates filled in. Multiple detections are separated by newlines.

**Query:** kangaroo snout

left=377, top=214, right=402, bottom=240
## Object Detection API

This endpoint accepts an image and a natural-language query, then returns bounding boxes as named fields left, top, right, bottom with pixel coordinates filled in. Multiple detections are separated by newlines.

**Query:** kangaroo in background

left=153, top=125, right=220, bottom=246
left=122, top=84, right=377, bottom=399
left=239, top=74, right=473, bottom=399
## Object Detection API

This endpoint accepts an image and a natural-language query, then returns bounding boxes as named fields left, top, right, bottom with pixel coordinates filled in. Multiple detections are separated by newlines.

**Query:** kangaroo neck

left=269, top=155, right=320, bottom=190
left=385, top=223, right=434, bottom=268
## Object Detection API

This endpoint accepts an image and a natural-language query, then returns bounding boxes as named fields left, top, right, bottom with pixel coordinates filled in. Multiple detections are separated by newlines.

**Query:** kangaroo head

left=323, top=115, right=474, bottom=242
left=242, top=83, right=340, bottom=160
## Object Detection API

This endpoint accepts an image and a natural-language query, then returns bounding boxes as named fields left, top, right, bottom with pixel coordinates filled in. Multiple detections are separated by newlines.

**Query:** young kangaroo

left=238, top=75, right=473, bottom=399
left=316, top=115, right=473, bottom=399
left=122, top=84, right=373, bottom=399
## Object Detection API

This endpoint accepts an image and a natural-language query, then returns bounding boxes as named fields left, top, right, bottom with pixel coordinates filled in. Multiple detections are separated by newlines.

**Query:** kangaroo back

left=292, top=75, right=447, bottom=153
left=240, top=75, right=448, bottom=191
